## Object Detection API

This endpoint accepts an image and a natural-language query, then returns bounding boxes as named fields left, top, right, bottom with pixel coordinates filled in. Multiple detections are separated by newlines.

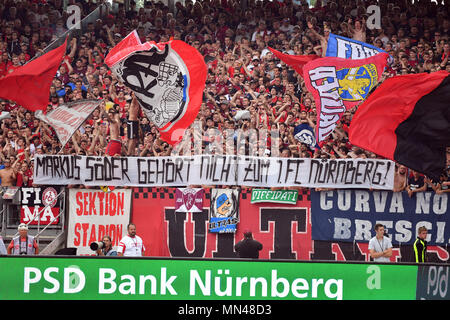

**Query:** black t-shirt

left=408, top=175, right=424, bottom=190
left=235, top=238, right=263, bottom=258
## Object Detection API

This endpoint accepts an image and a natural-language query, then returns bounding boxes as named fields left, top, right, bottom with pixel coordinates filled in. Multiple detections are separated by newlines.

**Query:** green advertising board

left=0, top=257, right=418, bottom=300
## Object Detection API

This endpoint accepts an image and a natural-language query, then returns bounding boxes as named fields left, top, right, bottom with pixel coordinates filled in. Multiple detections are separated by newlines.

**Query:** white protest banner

left=33, top=154, right=238, bottom=187
left=35, top=99, right=101, bottom=148
left=34, top=155, right=395, bottom=190
left=66, top=188, right=132, bottom=255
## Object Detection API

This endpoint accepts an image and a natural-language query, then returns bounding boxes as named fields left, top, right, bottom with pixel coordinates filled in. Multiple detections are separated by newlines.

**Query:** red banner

left=132, top=187, right=312, bottom=259
left=131, top=187, right=450, bottom=263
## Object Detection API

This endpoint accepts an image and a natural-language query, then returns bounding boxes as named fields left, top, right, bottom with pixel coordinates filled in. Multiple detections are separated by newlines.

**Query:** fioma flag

left=105, top=31, right=207, bottom=145
left=175, top=188, right=204, bottom=213
left=303, top=53, right=388, bottom=146
left=349, top=71, right=450, bottom=182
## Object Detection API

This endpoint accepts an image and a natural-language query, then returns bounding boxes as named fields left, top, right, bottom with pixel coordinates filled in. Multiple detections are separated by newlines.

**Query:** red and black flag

left=349, top=71, right=450, bottom=181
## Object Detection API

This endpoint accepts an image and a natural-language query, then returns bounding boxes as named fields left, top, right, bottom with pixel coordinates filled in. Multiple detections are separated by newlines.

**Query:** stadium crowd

left=0, top=0, right=449, bottom=193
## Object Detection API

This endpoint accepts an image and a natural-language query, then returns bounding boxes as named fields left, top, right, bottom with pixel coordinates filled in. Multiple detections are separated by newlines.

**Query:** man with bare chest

left=105, top=108, right=122, bottom=156
left=0, top=159, right=16, bottom=186
left=393, top=165, right=407, bottom=192
left=127, top=96, right=140, bottom=156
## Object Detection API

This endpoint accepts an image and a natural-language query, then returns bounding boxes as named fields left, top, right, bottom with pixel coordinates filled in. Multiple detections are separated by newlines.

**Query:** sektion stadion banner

left=66, top=188, right=132, bottom=255
left=33, top=154, right=395, bottom=190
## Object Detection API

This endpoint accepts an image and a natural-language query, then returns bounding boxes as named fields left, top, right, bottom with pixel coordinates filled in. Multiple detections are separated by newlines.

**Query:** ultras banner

left=132, top=187, right=313, bottom=260
left=131, top=188, right=450, bottom=263
left=33, top=155, right=395, bottom=190
left=66, top=189, right=132, bottom=255
left=311, top=189, right=450, bottom=246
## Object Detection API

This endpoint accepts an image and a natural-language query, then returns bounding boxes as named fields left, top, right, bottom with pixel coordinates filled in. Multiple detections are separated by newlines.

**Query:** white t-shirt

left=368, top=235, right=392, bottom=262
left=117, top=235, right=145, bottom=257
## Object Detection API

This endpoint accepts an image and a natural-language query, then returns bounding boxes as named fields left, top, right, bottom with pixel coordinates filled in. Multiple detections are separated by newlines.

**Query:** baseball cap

left=18, top=223, right=28, bottom=231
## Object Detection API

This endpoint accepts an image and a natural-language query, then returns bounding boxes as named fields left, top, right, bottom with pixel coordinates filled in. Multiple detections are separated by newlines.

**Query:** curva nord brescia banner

left=311, top=189, right=450, bottom=246
left=33, top=154, right=395, bottom=190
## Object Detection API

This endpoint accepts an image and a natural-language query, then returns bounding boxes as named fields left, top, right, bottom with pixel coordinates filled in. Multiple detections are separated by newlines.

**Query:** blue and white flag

left=209, top=189, right=239, bottom=233
left=326, top=33, right=387, bottom=60
left=294, top=123, right=319, bottom=151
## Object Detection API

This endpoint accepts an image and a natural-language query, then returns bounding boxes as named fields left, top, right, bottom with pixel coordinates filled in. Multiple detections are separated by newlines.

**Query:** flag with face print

left=209, top=189, right=239, bottom=233
left=105, top=31, right=207, bottom=145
